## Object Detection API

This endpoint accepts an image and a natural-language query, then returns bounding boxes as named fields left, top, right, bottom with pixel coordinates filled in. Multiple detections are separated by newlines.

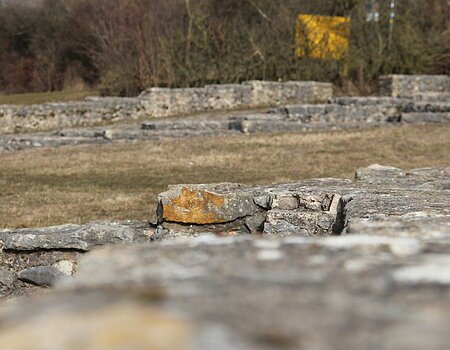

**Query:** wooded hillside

left=0, top=0, right=448, bottom=96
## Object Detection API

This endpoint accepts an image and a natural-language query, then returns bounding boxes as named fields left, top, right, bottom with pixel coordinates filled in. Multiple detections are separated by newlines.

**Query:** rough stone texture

left=2, top=164, right=448, bottom=300
left=264, top=209, right=338, bottom=236
left=139, top=81, right=332, bottom=119
left=0, top=164, right=448, bottom=349
left=157, top=183, right=345, bottom=238
left=0, top=221, right=154, bottom=299
left=0, top=80, right=332, bottom=134
left=0, top=75, right=447, bottom=139
left=158, top=184, right=262, bottom=225
left=0, top=222, right=150, bottom=251
left=1, top=101, right=449, bottom=154
left=346, top=215, right=450, bottom=240
left=0, top=97, right=140, bottom=134
left=401, top=112, right=450, bottom=124
left=379, top=74, right=450, bottom=98
left=0, top=231, right=448, bottom=349
left=18, top=266, right=64, bottom=287
left=1, top=89, right=448, bottom=153
left=156, top=165, right=448, bottom=239
left=0, top=268, right=14, bottom=288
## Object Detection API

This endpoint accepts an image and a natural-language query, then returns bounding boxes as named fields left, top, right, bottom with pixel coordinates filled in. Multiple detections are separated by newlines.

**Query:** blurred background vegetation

left=0, top=0, right=448, bottom=97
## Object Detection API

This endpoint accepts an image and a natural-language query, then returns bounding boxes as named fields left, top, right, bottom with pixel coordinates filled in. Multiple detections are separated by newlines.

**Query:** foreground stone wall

left=1, top=164, right=448, bottom=300
left=0, top=221, right=152, bottom=296
left=0, top=164, right=448, bottom=349
left=379, top=74, right=450, bottom=98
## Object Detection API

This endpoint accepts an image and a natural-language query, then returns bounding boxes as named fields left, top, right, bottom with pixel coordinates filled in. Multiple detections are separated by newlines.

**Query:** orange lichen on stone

left=163, top=187, right=226, bottom=224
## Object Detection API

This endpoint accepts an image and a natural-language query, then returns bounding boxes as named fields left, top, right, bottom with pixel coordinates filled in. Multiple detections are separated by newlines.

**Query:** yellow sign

left=296, top=14, right=350, bottom=60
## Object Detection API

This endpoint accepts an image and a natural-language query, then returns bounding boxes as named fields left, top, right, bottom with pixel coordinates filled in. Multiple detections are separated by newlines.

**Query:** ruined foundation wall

left=379, top=74, right=450, bottom=98
left=0, top=165, right=448, bottom=299
left=138, top=81, right=332, bottom=118
left=0, top=81, right=333, bottom=134
left=1, top=75, right=448, bottom=135
left=0, top=97, right=141, bottom=134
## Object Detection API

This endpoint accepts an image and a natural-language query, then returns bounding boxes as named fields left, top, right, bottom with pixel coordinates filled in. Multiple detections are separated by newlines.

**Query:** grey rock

left=52, top=260, right=76, bottom=276
left=18, top=266, right=64, bottom=287
left=0, top=163, right=449, bottom=349
left=379, top=74, right=450, bottom=97
left=264, top=210, right=337, bottom=236
left=0, top=222, right=149, bottom=252
left=0, top=80, right=332, bottom=135
left=155, top=165, right=449, bottom=239
left=354, top=164, right=450, bottom=190
left=1, top=75, right=448, bottom=154
left=253, top=195, right=271, bottom=209
left=244, top=211, right=267, bottom=234
left=157, top=183, right=261, bottom=225
left=1, top=104, right=448, bottom=154
left=17, top=233, right=440, bottom=349
left=401, top=112, right=450, bottom=124
left=0, top=269, right=15, bottom=288
left=346, top=215, right=450, bottom=244
left=269, top=194, right=299, bottom=210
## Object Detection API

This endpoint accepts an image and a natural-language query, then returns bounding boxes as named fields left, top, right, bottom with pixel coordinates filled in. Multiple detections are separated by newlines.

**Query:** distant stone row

left=0, top=75, right=448, bottom=134
left=0, top=81, right=331, bottom=134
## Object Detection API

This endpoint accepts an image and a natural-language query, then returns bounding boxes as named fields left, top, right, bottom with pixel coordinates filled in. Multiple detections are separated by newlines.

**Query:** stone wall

left=0, top=221, right=152, bottom=296
left=1, top=94, right=448, bottom=153
left=0, top=97, right=140, bottom=134
left=1, top=75, right=448, bottom=135
left=0, top=165, right=449, bottom=349
left=379, top=74, right=450, bottom=98
left=138, top=81, right=332, bottom=118
left=1, top=165, right=448, bottom=296
left=0, top=81, right=332, bottom=134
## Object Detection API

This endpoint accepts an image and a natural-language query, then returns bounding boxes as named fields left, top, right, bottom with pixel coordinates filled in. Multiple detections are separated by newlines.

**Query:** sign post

left=296, top=14, right=351, bottom=77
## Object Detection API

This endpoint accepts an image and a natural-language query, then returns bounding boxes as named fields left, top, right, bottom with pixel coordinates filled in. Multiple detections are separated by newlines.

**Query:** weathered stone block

left=0, top=222, right=149, bottom=252
left=380, top=75, right=450, bottom=97
left=264, top=210, right=337, bottom=236
left=0, top=269, right=15, bottom=288
left=401, top=112, right=450, bottom=124
left=158, top=184, right=260, bottom=225
left=18, top=266, right=64, bottom=287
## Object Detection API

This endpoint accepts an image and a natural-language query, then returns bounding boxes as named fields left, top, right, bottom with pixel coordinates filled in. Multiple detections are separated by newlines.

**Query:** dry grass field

left=0, top=90, right=98, bottom=105
left=1, top=124, right=449, bottom=229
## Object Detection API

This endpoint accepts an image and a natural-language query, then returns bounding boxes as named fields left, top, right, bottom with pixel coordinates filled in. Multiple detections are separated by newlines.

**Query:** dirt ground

left=1, top=123, right=449, bottom=228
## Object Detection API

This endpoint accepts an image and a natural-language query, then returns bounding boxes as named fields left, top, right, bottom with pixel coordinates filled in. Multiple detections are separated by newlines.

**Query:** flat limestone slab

left=156, top=165, right=449, bottom=239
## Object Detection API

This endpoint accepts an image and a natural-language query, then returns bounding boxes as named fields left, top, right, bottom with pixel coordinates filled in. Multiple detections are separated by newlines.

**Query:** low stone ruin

left=1, top=164, right=448, bottom=295
left=0, top=75, right=449, bottom=348
left=0, top=81, right=332, bottom=134
left=379, top=74, right=450, bottom=99
left=0, top=164, right=449, bottom=349
left=0, top=97, right=140, bottom=134
left=139, top=80, right=332, bottom=118
left=0, top=74, right=449, bottom=153
left=0, top=74, right=448, bottom=136
left=1, top=90, right=449, bottom=153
